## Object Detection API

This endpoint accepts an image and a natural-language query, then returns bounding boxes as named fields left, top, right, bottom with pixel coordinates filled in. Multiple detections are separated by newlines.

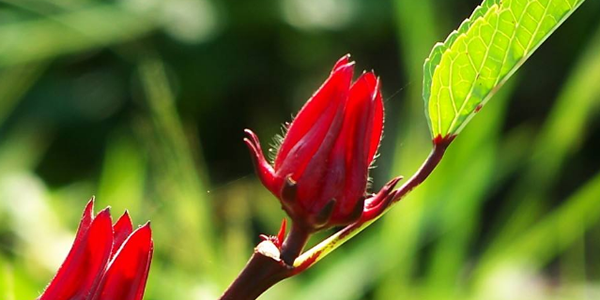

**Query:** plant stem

left=280, top=223, right=310, bottom=265
left=392, top=137, right=452, bottom=201
left=218, top=224, right=310, bottom=300
left=219, top=138, right=453, bottom=300
left=218, top=243, right=291, bottom=300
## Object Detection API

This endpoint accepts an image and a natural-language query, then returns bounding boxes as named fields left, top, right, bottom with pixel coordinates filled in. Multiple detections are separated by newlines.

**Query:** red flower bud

left=245, top=55, right=388, bottom=231
left=39, top=198, right=153, bottom=300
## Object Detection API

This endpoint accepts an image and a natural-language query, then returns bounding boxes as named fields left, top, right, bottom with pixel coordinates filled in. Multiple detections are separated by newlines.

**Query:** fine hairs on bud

left=268, top=122, right=290, bottom=164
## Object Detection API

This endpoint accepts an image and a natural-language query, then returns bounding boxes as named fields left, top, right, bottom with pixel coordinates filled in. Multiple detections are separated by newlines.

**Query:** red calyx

left=244, top=54, right=394, bottom=232
left=38, top=198, right=153, bottom=300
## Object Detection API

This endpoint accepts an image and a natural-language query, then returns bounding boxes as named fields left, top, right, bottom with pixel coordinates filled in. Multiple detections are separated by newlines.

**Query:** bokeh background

left=1, top=0, right=600, bottom=299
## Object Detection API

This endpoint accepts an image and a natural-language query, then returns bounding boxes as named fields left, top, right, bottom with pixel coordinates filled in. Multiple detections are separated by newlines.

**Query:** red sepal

left=93, top=223, right=153, bottom=300
left=39, top=206, right=113, bottom=300
left=111, top=211, right=133, bottom=259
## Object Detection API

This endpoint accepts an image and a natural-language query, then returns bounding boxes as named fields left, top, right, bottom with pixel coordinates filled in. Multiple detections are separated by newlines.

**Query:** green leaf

left=423, top=0, right=585, bottom=139
left=423, top=0, right=499, bottom=112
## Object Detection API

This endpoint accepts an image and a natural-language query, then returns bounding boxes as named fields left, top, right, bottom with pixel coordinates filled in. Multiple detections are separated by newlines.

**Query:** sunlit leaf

left=423, top=0, right=585, bottom=138
left=422, top=0, right=499, bottom=111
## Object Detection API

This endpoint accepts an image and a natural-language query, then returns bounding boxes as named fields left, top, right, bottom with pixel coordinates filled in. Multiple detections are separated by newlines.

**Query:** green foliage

left=424, top=0, right=585, bottom=138
left=0, top=3, right=156, bottom=67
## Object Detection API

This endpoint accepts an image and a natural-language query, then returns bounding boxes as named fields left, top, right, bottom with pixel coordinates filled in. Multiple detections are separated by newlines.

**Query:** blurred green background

left=0, top=0, right=600, bottom=299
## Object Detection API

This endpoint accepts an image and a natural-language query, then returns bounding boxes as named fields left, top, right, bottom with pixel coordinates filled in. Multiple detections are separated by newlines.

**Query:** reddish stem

left=280, top=223, right=311, bottom=265
left=218, top=246, right=291, bottom=300
left=391, top=136, right=452, bottom=203
left=219, top=224, right=310, bottom=300
left=219, top=137, right=452, bottom=300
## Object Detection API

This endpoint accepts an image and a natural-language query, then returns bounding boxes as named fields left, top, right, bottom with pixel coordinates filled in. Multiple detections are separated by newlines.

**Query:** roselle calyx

left=38, top=198, right=153, bottom=300
left=245, top=55, right=399, bottom=232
